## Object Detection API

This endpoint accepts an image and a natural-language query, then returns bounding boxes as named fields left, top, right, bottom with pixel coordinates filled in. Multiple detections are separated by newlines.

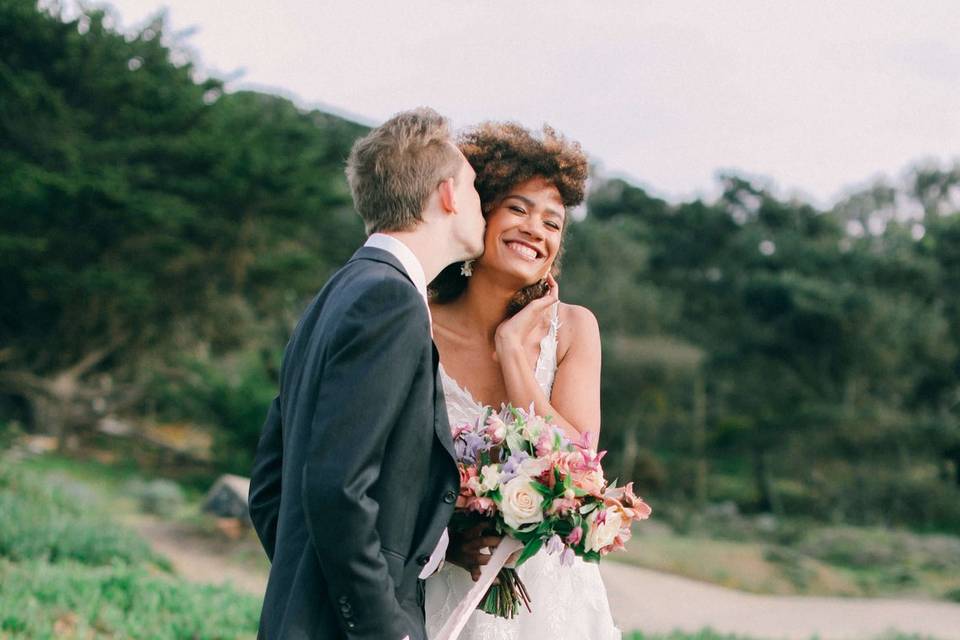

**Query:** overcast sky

left=88, top=1, right=960, bottom=206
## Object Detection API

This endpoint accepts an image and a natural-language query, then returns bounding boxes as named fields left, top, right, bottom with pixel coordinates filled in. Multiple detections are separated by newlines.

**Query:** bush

left=0, top=465, right=166, bottom=569
left=130, top=478, right=186, bottom=517
left=0, top=559, right=259, bottom=639
left=146, top=353, right=276, bottom=474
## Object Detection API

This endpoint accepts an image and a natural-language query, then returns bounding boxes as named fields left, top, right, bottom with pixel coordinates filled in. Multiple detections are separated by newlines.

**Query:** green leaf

left=530, top=480, right=553, bottom=497
left=516, top=536, right=544, bottom=567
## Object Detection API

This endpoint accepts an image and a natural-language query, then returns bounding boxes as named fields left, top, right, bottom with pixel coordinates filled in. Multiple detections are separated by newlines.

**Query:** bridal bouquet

left=449, top=404, right=652, bottom=620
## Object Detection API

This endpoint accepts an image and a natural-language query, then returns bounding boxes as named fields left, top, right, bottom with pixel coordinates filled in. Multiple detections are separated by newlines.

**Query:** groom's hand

left=447, top=523, right=504, bottom=582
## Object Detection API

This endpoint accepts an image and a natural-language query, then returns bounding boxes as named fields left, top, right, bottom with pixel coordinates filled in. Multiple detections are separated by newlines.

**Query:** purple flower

left=560, top=546, right=576, bottom=567
left=462, top=430, right=488, bottom=464
left=545, top=534, right=564, bottom=556
left=499, top=451, right=529, bottom=483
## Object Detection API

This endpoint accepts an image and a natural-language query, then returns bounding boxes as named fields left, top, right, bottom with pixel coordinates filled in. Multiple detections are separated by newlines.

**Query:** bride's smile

left=480, top=176, right=565, bottom=285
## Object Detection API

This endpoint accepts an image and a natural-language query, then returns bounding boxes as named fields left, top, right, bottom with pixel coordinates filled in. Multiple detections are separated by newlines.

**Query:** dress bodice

left=439, top=303, right=560, bottom=424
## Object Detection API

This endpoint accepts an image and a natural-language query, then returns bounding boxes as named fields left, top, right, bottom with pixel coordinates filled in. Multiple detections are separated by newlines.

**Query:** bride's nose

left=518, top=218, right=544, bottom=240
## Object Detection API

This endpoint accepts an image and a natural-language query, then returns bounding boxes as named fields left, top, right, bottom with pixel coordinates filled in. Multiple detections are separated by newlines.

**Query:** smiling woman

left=425, top=123, right=619, bottom=638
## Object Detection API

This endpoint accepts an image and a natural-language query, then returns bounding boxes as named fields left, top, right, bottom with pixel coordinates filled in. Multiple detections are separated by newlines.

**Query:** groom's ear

left=438, top=177, right=457, bottom=214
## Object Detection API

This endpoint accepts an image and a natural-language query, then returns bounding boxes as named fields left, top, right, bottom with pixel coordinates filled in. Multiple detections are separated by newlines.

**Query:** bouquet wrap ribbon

left=433, top=536, right=525, bottom=640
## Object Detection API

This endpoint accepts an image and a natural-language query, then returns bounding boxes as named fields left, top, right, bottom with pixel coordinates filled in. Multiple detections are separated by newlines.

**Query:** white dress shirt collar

left=364, top=233, right=428, bottom=305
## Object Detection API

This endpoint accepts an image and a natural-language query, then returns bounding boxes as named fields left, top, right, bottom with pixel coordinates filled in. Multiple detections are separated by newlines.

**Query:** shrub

left=0, top=465, right=166, bottom=569
left=130, top=478, right=186, bottom=517
left=0, top=559, right=259, bottom=639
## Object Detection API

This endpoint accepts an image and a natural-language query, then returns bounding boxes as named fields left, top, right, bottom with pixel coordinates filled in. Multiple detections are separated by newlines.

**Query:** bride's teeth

left=507, top=242, right=537, bottom=260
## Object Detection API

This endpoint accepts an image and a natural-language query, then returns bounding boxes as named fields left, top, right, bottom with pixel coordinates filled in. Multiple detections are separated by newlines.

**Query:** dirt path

left=126, top=515, right=268, bottom=596
left=601, top=561, right=960, bottom=640
left=131, top=517, right=960, bottom=639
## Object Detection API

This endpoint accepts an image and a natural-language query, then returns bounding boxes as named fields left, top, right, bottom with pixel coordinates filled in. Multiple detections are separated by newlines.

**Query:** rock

left=203, top=474, right=251, bottom=521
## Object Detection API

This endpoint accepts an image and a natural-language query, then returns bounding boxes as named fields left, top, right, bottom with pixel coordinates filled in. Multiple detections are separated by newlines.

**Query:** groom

left=248, top=108, right=485, bottom=639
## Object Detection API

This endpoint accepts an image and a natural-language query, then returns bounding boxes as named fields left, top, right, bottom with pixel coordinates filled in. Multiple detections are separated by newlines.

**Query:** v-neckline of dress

left=437, top=303, right=559, bottom=409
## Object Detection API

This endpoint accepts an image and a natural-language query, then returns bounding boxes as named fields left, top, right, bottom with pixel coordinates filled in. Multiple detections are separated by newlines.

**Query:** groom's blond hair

left=346, top=107, right=463, bottom=234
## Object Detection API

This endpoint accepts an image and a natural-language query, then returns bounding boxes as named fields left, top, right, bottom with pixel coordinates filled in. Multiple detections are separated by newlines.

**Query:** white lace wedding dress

left=424, top=305, right=621, bottom=640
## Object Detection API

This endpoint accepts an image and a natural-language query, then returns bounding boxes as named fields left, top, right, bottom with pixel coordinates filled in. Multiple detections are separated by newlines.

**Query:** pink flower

left=546, top=497, right=579, bottom=517
left=485, top=414, right=507, bottom=444
left=465, top=496, right=496, bottom=516
left=456, top=465, right=479, bottom=507
left=566, top=526, right=583, bottom=546
left=572, top=469, right=605, bottom=498
left=603, top=482, right=653, bottom=522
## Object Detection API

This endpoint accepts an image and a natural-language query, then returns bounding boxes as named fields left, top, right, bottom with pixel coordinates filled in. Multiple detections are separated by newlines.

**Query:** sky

left=81, top=0, right=960, bottom=206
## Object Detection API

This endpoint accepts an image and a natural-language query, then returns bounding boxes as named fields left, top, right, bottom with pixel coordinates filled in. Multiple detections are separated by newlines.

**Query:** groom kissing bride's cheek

left=248, top=108, right=622, bottom=640
left=248, top=107, right=485, bottom=640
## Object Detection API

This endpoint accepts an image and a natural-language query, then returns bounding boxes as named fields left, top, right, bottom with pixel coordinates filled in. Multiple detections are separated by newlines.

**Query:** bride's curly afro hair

left=460, top=122, right=589, bottom=211
left=430, top=122, right=589, bottom=312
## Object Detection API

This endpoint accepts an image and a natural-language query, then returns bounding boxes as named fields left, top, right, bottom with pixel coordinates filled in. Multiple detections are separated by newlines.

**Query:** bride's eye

left=509, top=205, right=526, bottom=215
left=546, top=221, right=561, bottom=231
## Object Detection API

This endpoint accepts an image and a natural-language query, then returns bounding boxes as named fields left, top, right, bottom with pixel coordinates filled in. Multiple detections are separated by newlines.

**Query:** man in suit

left=248, top=107, right=485, bottom=639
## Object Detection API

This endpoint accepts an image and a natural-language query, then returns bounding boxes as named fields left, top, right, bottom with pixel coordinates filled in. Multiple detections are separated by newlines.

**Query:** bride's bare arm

left=495, top=280, right=602, bottom=448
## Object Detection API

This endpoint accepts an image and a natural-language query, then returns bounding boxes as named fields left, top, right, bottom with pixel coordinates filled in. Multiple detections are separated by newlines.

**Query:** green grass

left=0, top=455, right=260, bottom=638
left=615, top=514, right=960, bottom=600
left=0, top=559, right=260, bottom=639
left=0, top=462, right=168, bottom=569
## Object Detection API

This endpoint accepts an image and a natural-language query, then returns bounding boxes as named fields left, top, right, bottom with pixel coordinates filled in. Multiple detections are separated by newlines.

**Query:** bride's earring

left=460, top=260, right=474, bottom=277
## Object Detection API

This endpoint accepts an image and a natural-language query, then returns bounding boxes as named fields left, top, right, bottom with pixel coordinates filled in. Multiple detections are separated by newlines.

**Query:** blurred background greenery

left=2, top=2, right=960, bottom=638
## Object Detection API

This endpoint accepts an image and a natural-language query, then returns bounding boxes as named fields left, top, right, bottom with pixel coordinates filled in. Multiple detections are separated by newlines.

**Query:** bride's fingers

left=546, top=273, right=558, bottom=291
left=464, top=536, right=502, bottom=553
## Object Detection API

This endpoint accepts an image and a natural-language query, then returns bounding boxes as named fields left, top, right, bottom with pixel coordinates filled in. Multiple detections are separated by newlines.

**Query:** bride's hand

left=447, top=523, right=504, bottom=582
left=494, top=274, right=558, bottom=360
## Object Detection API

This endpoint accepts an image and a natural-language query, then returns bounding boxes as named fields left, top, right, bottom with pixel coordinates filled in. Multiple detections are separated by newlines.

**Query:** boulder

left=203, top=474, right=251, bottom=522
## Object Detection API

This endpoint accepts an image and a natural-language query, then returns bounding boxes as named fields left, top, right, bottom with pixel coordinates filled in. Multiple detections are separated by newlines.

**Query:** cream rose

left=585, top=508, right=622, bottom=552
left=499, top=476, right=545, bottom=530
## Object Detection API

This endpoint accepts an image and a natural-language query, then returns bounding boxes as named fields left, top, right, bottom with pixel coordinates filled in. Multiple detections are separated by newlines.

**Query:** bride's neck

left=454, top=271, right=516, bottom=343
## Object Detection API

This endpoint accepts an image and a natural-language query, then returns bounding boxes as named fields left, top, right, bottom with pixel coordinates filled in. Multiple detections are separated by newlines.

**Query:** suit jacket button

left=338, top=595, right=349, bottom=604
left=442, top=490, right=456, bottom=504
left=346, top=620, right=356, bottom=629
left=417, top=554, right=431, bottom=566
left=340, top=603, right=352, bottom=614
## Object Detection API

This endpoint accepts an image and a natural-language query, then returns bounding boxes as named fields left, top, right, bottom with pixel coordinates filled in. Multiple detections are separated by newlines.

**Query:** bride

left=425, top=122, right=620, bottom=639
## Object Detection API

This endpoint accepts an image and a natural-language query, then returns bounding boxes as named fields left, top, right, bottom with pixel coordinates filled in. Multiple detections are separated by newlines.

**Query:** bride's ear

left=438, top=177, right=457, bottom=214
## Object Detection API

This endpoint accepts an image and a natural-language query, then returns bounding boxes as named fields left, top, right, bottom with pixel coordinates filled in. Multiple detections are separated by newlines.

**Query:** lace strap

left=534, top=303, right=561, bottom=398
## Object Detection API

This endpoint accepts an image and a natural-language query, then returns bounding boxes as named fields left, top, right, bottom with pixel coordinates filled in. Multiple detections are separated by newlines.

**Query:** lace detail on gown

left=425, top=303, right=621, bottom=640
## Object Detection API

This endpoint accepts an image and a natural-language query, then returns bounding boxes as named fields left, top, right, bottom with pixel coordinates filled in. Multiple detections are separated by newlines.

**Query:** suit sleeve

left=302, top=278, right=429, bottom=640
left=248, top=395, right=283, bottom=561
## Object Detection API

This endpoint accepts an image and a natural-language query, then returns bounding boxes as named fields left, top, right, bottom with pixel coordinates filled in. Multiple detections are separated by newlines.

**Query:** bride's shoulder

left=556, top=302, right=600, bottom=358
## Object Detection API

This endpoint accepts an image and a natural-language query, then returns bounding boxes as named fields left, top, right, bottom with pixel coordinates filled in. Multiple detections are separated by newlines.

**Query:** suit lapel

left=353, top=246, right=457, bottom=462
left=432, top=341, right=457, bottom=462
